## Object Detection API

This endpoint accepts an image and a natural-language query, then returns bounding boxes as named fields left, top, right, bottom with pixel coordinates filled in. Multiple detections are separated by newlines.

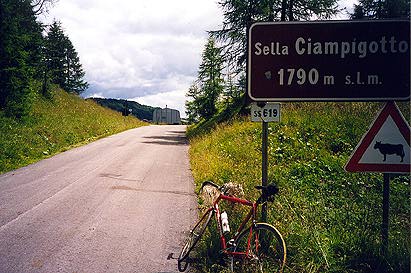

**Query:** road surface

left=0, top=125, right=197, bottom=273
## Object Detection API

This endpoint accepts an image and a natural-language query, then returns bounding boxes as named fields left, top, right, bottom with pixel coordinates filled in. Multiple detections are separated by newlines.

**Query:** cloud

left=335, top=0, right=358, bottom=18
left=41, top=0, right=223, bottom=111
left=84, top=71, right=196, bottom=100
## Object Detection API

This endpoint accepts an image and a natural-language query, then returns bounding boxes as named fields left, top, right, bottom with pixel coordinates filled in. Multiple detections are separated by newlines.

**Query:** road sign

left=345, top=102, right=410, bottom=173
left=251, top=103, right=280, bottom=122
left=248, top=20, right=410, bottom=102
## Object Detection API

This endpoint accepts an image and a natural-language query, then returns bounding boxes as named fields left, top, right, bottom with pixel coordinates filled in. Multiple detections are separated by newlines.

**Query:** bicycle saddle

left=255, top=183, right=279, bottom=202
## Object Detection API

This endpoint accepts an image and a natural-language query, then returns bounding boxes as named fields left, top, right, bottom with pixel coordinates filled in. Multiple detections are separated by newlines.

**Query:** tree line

left=185, top=0, right=410, bottom=123
left=0, top=0, right=88, bottom=118
left=90, top=98, right=156, bottom=121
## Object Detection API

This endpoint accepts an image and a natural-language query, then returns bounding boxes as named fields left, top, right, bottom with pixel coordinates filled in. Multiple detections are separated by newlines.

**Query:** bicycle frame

left=179, top=182, right=285, bottom=273
left=209, top=192, right=258, bottom=258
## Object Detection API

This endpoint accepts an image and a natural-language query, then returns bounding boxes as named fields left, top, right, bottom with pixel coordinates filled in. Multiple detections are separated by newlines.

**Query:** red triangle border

left=345, top=102, right=411, bottom=173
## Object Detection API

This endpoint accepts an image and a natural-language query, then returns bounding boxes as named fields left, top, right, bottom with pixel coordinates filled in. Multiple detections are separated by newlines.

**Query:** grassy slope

left=0, top=88, right=146, bottom=173
left=188, top=102, right=410, bottom=273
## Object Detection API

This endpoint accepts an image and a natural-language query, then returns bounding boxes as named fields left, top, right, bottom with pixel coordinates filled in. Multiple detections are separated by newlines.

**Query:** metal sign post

left=251, top=103, right=281, bottom=222
left=382, top=173, right=390, bottom=256
left=261, top=121, right=268, bottom=222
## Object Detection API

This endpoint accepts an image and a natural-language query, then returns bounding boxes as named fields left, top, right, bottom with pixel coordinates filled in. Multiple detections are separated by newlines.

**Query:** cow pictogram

left=373, top=141, right=405, bottom=162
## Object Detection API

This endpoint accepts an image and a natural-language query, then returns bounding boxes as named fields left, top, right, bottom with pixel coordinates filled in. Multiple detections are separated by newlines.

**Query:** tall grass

left=0, top=87, right=146, bottom=173
left=188, top=102, right=410, bottom=273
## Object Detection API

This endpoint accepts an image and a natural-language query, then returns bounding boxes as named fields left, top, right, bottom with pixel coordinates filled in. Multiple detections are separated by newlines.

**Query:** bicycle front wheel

left=178, top=208, right=213, bottom=272
left=230, top=223, right=286, bottom=273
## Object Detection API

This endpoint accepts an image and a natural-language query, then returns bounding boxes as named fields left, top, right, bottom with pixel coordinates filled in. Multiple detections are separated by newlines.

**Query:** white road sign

left=251, top=103, right=280, bottom=122
left=345, top=102, right=410, bottom=173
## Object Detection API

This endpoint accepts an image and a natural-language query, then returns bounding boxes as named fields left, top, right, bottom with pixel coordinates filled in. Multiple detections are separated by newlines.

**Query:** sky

left=40, top=0, right=357, bottom=117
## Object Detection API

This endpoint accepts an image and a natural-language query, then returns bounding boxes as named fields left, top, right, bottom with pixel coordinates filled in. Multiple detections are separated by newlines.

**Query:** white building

left=152, top=107, right=181, bottom=125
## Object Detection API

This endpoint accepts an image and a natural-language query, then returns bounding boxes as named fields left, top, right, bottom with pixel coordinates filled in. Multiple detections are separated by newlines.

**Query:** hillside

left=188, top=102, right=410, bottom=273
left=90, top=98, right=157, bottom=121
left=0, top=88, right=146, bottom=174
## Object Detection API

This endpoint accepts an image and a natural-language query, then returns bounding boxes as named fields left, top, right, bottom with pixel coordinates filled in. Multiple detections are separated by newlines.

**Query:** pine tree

left=0, top=0, right=44, bottom=118
left=45, top=21, right=66, bottom=90
left=224, top=73, right=245, bottom=105
left=64, top=39, right=88, bottom=94
left=351, top=0, right=410, bottom=19
left=45, top=21, right=88, bottom=94
left=185, top=82, right=201, bottom=123
left=196, top=37, right=225, bottom=119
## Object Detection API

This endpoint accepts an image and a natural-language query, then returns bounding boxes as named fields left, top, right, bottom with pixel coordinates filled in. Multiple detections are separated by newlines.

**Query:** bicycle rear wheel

left=178, top=208, right=213, bottom=272
left=230, top=223, right=286, bottom=273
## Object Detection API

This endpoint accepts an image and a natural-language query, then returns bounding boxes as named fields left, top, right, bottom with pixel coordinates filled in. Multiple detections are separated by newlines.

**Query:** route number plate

left=251, top=103, right=280, bottom=122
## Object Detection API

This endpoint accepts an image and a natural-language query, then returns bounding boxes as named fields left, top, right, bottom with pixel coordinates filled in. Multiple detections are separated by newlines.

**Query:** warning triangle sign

left=345, top=102, right=410, bottom=173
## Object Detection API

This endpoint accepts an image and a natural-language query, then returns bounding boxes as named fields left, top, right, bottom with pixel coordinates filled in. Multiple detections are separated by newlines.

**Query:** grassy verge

left=188, top=102, right=410, bottom=273
left=0, top=87, right=147, bottom=174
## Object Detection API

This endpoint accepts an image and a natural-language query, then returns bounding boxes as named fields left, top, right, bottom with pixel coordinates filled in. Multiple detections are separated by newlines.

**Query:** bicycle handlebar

left=200, top=180, right=221, bottom=191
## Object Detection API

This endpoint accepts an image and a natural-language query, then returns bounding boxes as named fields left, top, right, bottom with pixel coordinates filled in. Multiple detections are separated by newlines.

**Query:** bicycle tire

left=230, top=223, right=286, bottom=273
left=178, top=209, right=213, bottom=272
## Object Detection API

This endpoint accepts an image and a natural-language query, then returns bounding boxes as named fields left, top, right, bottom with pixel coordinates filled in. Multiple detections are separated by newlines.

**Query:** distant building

left=152, top=107, right=181, bottom=125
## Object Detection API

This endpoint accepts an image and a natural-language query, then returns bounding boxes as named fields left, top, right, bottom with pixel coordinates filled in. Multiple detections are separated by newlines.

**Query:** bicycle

left=177, top=181, right=286, bottom=273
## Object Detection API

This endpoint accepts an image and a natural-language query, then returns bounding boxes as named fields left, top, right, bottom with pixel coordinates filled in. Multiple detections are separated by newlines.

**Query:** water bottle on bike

left=221, top=211, right=230, bottom=234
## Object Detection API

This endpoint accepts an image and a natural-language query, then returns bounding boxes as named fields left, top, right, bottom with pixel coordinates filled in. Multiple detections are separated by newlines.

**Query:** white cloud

left=40, top=0, right=223, bottom=114
left=335, top=0, right=359, bottom=19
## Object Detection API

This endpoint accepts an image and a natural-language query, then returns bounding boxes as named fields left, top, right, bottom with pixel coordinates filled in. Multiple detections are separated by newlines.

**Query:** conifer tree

left=196, top=37, right=225, bottom=119
left=186, top=38, right=225, bottom=121
left=351, top=0, right=410, bottom=19
left=64, top=39, right=88, bottom=94
left=45, top=21, right=88, bottom=94
left=185, top=82, right=201, bottom=123
left=0, top=0, right=44, bottom=118
left=45, top=21, right=66, bottom=89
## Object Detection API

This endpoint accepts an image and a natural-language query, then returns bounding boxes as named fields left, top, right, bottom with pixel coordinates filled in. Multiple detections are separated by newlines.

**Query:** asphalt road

left=0, top=125, right=197, bottom=273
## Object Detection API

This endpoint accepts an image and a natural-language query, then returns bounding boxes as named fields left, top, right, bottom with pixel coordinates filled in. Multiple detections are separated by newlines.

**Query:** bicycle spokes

left=231, top=224, right=286, bottom=273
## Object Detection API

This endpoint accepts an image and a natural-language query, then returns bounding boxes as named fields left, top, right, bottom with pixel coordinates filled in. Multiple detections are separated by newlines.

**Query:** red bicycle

left=178, top=181, right=286, bottom=273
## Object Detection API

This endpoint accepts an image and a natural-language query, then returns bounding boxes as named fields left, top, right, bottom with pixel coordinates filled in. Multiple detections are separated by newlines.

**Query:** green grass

left=188, top=102, right=410, bottom=273
left=0, top=87, right=147, bottom=174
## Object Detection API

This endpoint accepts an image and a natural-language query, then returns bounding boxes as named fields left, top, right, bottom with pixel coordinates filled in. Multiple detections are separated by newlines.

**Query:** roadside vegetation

left=0, top=87, right=146, bottom=174
left=184, top=1, right=410, bottom=271
left=1, top=1, right=88, bottom=119
left=187, top=102, right=410, bottom=273
left=0, top=1, right=147, bottom=174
